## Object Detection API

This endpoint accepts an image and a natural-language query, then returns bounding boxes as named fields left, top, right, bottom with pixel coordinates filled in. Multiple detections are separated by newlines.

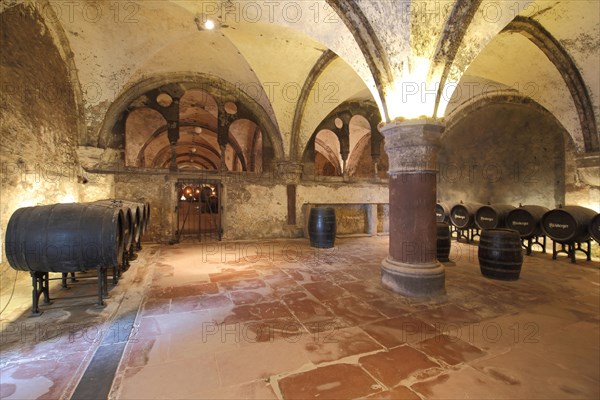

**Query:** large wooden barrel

left=435, top=202, right=451, bottom=223
left=450, top=202, right=483, bottom=229
left=436, top=223, right=451, bottom=262
left=475, top=204, right=515, bottom=230
left=93, top=200, right=134, bottom=250
left=4, top=203, right=124, bottom=273
left=478, top=229, right=523, bottom=280
left=506, top=205, right=549, bottom=238
left=542, top=205, right=596, bottom=243
left=308, top=207, right=336, bottom=248
left=591, top=213, right=600, bottom=243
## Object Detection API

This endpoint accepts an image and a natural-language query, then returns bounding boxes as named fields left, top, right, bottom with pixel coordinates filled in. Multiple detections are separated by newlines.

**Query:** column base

left=381, top=257, right=445, bottom=297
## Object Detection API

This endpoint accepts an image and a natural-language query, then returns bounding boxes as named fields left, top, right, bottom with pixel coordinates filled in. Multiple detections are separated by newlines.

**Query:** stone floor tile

left=209, top=269, right=260, bottom=283
left=302, top=280, right=350, bottom=301
left=410, top=365, right=518, bottom=399
left=220, top=300, right=294, bottom=324
left=359, top=345, right=439, bottom=388
left=115, top=356, right=221, bottom=399
left=415, top=304, right=482, bottom=327
left=417, top=334, right=485, bottom=366
left=194, top=380, right=278, bottom=400
left=365, top=385, right=422, bottom=399
left=218, top=278, right=266, bottom=292
left=303, top=326, right=383, bottom=364
left=215, top=339, right=311, bottom=387
left=362, top=316, right=439, bottom=348
left=323, top=295, right=386, bottom=326
left=277, top=363, right=382, bottom=399
left=281, top=291, right=335, bottom=325
left=471, top=348, right=600, bottom=399
left=169, top=293, right=232, bottom=313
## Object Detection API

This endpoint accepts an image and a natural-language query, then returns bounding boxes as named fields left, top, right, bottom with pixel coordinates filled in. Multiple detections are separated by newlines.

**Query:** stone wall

left=439, top=102, right=568, bottom=209
left=104, top=169, right=389, bottom=242
left=0, top=5, right=83, bottom=289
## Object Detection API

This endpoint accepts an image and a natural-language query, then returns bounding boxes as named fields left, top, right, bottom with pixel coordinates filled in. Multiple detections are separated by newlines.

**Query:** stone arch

left=95, top=72, right=284, bottom=161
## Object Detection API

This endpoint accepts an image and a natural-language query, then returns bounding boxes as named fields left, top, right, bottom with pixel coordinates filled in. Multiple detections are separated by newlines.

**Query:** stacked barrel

left=4, top=199, right=150, bottom=315
left=436, top=201, right=598, bottom=268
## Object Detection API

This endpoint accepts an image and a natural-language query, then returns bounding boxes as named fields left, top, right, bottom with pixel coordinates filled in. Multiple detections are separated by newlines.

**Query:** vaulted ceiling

left=25, top=0, right=600, bottom=159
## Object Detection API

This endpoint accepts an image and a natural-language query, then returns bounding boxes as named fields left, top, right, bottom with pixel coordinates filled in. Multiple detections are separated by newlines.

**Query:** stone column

left=366, top=204, right=378, bottom=236
left=380, top=118, right=445, bottom=297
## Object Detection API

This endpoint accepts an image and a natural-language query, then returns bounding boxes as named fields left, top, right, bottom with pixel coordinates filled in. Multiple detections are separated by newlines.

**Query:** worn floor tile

left=278, top=363, right=382, bottom=399
left=359, top=345, right=440, bottom=388
left=417, top=334, right=485, bottom=366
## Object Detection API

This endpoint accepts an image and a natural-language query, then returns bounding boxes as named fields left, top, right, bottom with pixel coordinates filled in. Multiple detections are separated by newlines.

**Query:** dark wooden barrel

left=93, top=200, right=134, bottom=250
left=121, top=200, right=144, bottom=246
left=541, top=205, right=596, bottom=243
left=308, top=207, right=336, bottom=248
left=506, top=205, right=549, bottom=238
left=591, top=213, right=600, bottom=243
left=450, top=202, right=483, bottom=229
left=4, top=203, right=124, bottom=273
left=436, top=223, right=451, bottom=262
left=475, top=204, right=515, bottom=230
left=142, top=201, right=151, bottom=236
left=435, top=202, right=450, bottom=223
left=478, top=229, right=523, bottom=280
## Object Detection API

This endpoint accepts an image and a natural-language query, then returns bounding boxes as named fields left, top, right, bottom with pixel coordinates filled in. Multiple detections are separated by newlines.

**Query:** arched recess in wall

left=125, top=87, right=257, bottom=171
left=95, top=73, right=284, bottom=165
left=302, top=101, right=387, bottom=178
left=440, top=95, right=571, bottom=209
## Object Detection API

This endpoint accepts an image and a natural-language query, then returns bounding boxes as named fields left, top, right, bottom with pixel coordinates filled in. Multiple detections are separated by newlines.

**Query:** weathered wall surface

left=107, top=169, right=389, bottom=242
left=438, top=102, right=568, bottom=209
left=0, top=5, right=82, bottom=287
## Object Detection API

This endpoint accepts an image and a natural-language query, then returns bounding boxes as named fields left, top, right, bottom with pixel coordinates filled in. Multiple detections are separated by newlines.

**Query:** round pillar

left=380, top=118, right=445, bottom=297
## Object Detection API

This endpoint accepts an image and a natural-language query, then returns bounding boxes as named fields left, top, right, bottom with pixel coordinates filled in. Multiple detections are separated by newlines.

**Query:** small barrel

left=308, top=207, right=336, bottom=248
left=435, top=202, right=451, bottom=223
left=450, top=202, right=483, bottom=229
left=4, top=203, right=124, bottom=273
left=436, top=223, right=451, bottom=262
left=506, top=205, right=549, bottom=238
left=590, top=213, right=600, bottom=243
left=542, top=205, right=596, bottom=243
left=478, top=229, right=523, bottom=280
left=476, top=204, right=516, bottom=230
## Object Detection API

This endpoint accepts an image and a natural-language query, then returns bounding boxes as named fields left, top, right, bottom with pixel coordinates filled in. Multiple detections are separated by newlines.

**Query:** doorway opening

left=176, top=180, right=222, bottom=241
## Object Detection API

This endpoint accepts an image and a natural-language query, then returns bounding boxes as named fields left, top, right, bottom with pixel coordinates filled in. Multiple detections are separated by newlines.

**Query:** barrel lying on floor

left=3, top=200, right=150, bottom=315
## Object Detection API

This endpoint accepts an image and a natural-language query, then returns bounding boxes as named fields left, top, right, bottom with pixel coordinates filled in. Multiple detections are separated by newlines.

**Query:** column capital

left=380, top=118, right=445, bottom=175
left=275, top=161, right=304, bottom=183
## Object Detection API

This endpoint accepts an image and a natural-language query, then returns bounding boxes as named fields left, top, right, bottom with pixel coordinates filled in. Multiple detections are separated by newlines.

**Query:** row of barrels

left=4, top=200, right=150, bottom=314
left=436, top=202, right=600, bottom=244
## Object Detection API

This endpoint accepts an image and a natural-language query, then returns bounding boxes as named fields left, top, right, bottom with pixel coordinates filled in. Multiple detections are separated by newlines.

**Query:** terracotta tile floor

left=0, top=237, right=599, bottom=399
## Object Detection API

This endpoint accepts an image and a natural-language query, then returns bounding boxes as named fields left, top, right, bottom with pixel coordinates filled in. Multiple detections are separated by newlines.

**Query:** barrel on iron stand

left=506, top=205, right=549, bottom=238
left=475, top=204, right=515, bottom=230
left=436, top=222, right=451, bottom=262
left=478, top=228, right=523, bottom=280
left=308, top=207, right=336, bottom=248
left=590, top=213, right=600, bottom=243
left=542, top=205, right=597, bottom=243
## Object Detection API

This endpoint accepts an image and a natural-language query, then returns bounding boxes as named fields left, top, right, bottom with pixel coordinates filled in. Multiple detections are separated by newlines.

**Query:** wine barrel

left=478, top=229, right=523, bottom=280
left=450, top=202, right=483, bottom=229
left=93, top=200, right=134, bottom=250
left=121, top=200, right=144, bottom=246
left=506, top=205, right=549, bottom=238
left=436, top=223, right=451, bottom=262
left=141, top=201, right=151, bottom=236
left=308, top=207, right=336, bottom=248
left=541, top=205, right=596, bottom=243
left=475, top=204, right=515, bottom=230
left=435, top=202, right=451, bottom=223
left=4, top=203, right=124, bottom=273
left=590, top=213, right=600, bottom=243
